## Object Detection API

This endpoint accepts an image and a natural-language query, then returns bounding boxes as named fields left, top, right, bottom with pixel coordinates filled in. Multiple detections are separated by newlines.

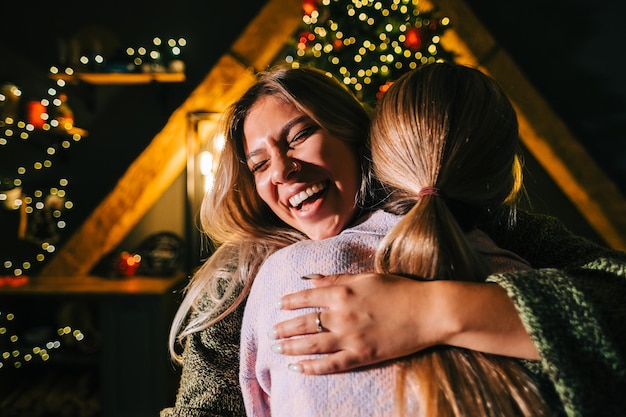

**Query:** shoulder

left=342, top=210, right=401, bottom=236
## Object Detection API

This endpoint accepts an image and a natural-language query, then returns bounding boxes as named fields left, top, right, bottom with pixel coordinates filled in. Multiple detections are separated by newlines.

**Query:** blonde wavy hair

left=168, top=65, right=379, bottom=362
left=371, top=62, right=554, bottom=416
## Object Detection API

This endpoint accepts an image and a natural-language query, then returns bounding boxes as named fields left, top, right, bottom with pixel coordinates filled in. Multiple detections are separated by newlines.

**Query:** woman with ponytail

left=371, top=61, right=552, bottom=417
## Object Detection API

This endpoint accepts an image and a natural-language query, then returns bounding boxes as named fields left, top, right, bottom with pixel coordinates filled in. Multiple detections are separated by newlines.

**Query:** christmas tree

left=0, top=36, right=186, bottom=281
left=276, top=0, right=455, bottom=107
left=0, top=73, right=86, bottom=281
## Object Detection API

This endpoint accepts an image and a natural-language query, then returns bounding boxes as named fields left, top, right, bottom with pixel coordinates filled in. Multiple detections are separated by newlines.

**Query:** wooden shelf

left=0, top=273, right=185, bottom=296
left=51, top=72, right=185, bottom=85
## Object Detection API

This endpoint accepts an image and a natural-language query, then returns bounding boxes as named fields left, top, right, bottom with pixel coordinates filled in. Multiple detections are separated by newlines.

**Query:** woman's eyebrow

left=280, top=115, right=310, bottom=139
left=244, top=115, right=311, bottom=161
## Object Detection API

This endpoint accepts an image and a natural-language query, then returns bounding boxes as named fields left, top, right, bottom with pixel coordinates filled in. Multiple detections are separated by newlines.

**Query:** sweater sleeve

left=160, top=290, right=247, bottom=417
left=485, top=210, right=626, bottom=417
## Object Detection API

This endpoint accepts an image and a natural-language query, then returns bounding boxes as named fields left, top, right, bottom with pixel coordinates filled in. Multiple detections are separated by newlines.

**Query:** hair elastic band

left=418, top=186, right=444, bottom=198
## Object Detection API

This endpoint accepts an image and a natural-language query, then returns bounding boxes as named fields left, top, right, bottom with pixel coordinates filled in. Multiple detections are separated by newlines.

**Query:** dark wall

left=464, top=0, right=626, bottom=198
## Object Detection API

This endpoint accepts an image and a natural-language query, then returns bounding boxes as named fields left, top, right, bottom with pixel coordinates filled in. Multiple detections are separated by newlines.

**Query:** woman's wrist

left=432, top=280, right=540, bottom=360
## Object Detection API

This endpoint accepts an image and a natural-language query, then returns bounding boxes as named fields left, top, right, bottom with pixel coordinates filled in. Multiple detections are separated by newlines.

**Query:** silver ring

left=315, top=311, right=323, bottom=333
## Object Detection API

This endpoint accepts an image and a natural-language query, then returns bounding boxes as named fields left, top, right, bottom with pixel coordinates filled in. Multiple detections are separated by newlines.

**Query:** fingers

left=303, top=273, right=361, bottom=288
left=279, top=273, right=371, bottom=310
left=278, top=286, right=328, bottom=311
left=302, top=273, right=337, bottom=288
left=287, top=351, right=362, bottom=375
left=273, top=332, right=337, bottom=357
left=272, top=312, right=324, bottom=340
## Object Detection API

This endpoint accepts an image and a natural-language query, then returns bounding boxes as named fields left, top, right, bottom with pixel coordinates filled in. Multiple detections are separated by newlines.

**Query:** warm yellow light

left=200, top=151, right=213, bottom=176
left=214, top=133, right=226, bottom=152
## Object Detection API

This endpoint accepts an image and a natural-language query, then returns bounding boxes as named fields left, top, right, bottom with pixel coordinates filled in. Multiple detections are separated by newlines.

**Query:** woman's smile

left=288, top=181, right=327, bottom=209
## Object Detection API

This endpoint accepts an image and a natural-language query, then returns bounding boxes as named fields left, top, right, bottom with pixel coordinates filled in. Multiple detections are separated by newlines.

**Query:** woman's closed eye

left=249, top=159, right=268, bottom=174
left=288, top=124, right=319, bottom=147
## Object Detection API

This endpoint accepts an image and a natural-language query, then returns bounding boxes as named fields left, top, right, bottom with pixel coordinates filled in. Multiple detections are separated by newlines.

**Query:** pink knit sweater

left=239, top=210, right=531, bottom=417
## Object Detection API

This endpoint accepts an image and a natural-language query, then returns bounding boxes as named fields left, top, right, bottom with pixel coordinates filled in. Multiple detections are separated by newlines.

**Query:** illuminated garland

left=0, top=79, right=83, bottom=279
left=0, top=309, right=88, bottom=370
left=72, top=36, right=187, bottom=74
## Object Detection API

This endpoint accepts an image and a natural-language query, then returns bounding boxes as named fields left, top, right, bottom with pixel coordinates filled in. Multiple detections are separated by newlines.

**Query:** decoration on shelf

left=136, top=232, right=185, bottom=277
left=93, top=232, right=183, bottom=278
left=277, top=0, right=455, bottom=106
left=127, top=36, right=188, bottom=74
left=115, top=251, right=142, bottom=277
left=49, top=36, right=188, bottom=85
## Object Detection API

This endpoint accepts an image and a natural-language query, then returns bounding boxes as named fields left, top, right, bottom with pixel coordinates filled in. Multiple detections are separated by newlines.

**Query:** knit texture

left=160, top=287, right=248, bottom=417
left=485, top=211, right=626, bottom=417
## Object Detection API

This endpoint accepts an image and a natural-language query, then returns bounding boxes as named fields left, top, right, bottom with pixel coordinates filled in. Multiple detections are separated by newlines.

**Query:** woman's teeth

left=289, top=183, right=325, bottom=208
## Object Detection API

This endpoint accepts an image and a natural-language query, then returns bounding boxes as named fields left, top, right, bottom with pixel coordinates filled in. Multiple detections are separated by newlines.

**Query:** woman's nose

left=270, top=158, right=301, bottom=184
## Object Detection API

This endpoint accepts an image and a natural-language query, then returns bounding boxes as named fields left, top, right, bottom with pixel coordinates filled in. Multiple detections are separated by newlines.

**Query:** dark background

left=466, top=0, right=626, bottom=199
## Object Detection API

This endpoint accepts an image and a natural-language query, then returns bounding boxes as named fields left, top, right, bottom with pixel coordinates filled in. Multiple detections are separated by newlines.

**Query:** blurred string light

left=85, top=36, right=188, bottom=74
left=0, top=310, right=86, bottom=370
left=279, top=0, right=454, bottom=106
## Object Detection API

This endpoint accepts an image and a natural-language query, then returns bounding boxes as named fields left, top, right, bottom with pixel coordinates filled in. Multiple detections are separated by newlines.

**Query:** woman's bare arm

left=272, top=273, right=538, bottom=375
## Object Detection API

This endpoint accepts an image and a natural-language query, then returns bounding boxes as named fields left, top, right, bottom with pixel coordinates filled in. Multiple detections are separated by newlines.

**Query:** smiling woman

left=168, top=64, right=377, bottom=341
left=162, top=64, right=382, bottom=416
left=242, top=95, right=361, bottom=240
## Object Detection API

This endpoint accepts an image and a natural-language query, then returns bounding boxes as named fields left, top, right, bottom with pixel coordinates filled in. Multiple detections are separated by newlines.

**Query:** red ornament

left=116, top=251, right=142, bottom=277
left=28, top=101, right=47, bottom=128
left=298, top=31, right=315, bottom=47
left=404, top=27, right=422, bottom=51
left=302, top=0, right=319, bottom=16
